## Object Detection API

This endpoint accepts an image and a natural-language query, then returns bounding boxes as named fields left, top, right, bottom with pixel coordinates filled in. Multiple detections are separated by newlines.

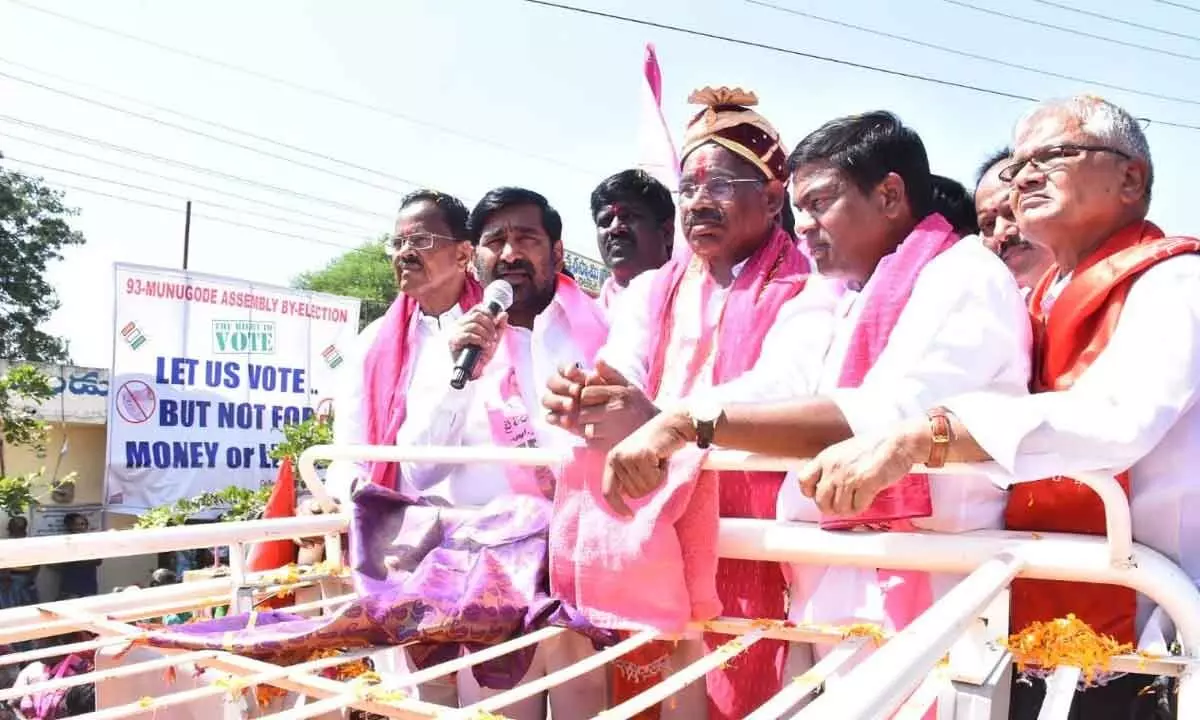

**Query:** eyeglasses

left=998, top=144, right=1132, bottom=183
left=386, top=232, right=457, bottom=255
left=677, top=177, right=763, bottom=202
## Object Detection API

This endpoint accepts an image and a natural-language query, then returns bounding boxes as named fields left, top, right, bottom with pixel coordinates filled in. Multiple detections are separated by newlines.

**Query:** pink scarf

left=550, top=225, right=809, bottom=630
left=822, top=212, right=959, bottom=638
left=20, top=654, right=86, bottom=720
left=549, top=273, right=609, bottom=369
left=363, top=276, right=482, bottom=491
left=489, top=275, right=609, bottom=498
left=597, top=275, right=623, bottom=316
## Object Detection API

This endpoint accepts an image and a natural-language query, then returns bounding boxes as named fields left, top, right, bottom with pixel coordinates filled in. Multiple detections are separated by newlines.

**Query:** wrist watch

left=688, top=395, right=724, bottom=450
left=926, top=408, right=953, bottom=469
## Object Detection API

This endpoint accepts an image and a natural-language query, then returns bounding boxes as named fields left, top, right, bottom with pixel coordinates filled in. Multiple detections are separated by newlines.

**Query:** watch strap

left=926, top=410, right=953, bottom=469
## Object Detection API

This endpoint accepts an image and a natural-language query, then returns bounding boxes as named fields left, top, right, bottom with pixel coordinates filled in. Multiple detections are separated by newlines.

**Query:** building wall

left=0, top=363, right=157, bottom=596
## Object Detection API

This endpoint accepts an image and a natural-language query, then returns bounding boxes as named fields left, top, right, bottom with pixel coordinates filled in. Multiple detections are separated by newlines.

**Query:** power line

left=2, top=156, right=377, bottom=240
left=38, top=179, right=358, bottom=251
left=1028, top=0, right=1200, bottom=43
left=1150, top=0, right=1200, bottom=14
left=0, top=56, right=434, bottom=189
left=943, top=0, right=1200, bottom=64
left=0, top=115, right=392, bottom=219
left=748, top=0, right=1200, bottom=108
left=520, top=0, right=1200, bottom=132
left=0, top=66, right=420, bottom=193
left=0, top=130, right=380, bottom=234
left=522, top=0, right=1034, bottom=102
left=3, top=0, right=600, bottom=177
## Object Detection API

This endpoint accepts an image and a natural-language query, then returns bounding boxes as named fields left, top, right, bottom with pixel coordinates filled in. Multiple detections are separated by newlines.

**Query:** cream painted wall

left=4, top=424, right=157, bottom=598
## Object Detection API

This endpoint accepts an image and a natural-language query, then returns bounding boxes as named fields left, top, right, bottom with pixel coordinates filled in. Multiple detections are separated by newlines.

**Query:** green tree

left=0, top=364, right=75, bottom=517
left=0, top=157, right=86, bottom=362
left=293, top=240, right=393, bottom=329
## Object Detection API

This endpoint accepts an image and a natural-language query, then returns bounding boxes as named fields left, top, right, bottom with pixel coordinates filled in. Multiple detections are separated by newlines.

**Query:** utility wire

left=1026, top=0, right=1200, bottom=44
left=0, top=56, right=434, bottom=188
left=523, top=0, right=1034, bottom=102
left=2, top=157, right=377, bottom=240
left=39, top=180, right=359, bottom=251
left=1150, top=0, right=1200, bottom=14
left=943, top=0, right=1200, bottom=64
left=520, top=0, right=1200, bottom=132
left=0, top=67, right=419, bottom=193
left=748, top=0, right=1200, bottom=107
left=0, top=115, right=392, bottom=219
left=0, top=130, right=380, bottom=233
left=3, top=0, right=600, bottom=176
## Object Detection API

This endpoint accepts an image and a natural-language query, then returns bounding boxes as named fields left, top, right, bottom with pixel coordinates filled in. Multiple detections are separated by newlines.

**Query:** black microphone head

left=483, top=280, right=515, bottom=313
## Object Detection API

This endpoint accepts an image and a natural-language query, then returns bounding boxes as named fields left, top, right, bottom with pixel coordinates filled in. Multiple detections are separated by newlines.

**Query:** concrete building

left=0, top=361, right=156, bottom=599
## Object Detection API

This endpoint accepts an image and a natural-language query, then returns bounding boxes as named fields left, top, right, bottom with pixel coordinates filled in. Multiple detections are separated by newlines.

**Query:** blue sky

left=0, top=0, right=1195, bottom=368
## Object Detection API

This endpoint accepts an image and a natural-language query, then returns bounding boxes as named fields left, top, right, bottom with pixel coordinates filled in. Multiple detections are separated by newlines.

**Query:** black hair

left=63, top=682, right=96, bottom=715
left=788, top=110, right=933, bottom=218
left=150, top=568, right=178, bottom=587
left=589, top=169, right=675, bottom=226
left=63, top=512, right=84, bottom=527
left=974, top=146, right=1012, bottom=189
left=397, top=189, right=470, bottom=242
left=930, top=175, right=979, bottom=236
left=778, top=201, right=798, bottom=244
left=468, top=187, right=562, bottom=246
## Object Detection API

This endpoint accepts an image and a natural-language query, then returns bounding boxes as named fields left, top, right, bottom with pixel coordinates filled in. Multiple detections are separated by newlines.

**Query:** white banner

left=104, top=263, right=361, bottom=512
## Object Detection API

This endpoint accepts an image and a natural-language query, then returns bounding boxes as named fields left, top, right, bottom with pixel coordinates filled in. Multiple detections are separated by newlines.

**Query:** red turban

left=680, top=87, right=788, bottom=182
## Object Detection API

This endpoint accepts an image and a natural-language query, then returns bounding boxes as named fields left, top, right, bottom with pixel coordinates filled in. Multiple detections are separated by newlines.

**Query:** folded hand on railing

left=796, top=431, right=928, bottom=516
left=294, top=498, right=342, bottom=565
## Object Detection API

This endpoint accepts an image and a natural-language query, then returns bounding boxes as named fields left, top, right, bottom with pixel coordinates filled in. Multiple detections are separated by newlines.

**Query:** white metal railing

left=296, top=444, right=1196, bottom=719
left=0, top=443, right=1190, bottom=720
left=297, top=444, right=1137, bottom=569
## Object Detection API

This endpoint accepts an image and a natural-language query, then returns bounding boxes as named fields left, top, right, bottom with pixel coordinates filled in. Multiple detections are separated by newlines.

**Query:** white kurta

left=327, top=302, right=585, bottom=507
left=778, top=238, right=1031, bottom=637
left=598, top=260, right=841, bottom=405
left=596, top=258, right=839, bottom=720
left=327, top=299, right=606, bottom=720
left=946, top=252, right=1200, bottom=644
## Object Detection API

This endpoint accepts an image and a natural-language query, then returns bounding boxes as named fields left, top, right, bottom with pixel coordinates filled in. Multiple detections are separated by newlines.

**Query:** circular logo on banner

left=116, top=380, right=156, bottom=424
left=315, top=397, right=334, bottom=422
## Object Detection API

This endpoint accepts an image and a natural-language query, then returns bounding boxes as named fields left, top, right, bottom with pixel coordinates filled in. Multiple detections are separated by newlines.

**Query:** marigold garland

left=249, top=650, right=379, bottom=709
left=1002, top=613, right=1133, bottom=686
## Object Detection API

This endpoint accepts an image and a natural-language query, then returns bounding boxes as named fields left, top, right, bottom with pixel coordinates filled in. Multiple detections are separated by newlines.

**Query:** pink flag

left=636, top=44, right=688, bottom=261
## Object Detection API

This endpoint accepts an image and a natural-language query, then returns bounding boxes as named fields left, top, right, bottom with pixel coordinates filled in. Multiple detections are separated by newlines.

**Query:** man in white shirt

left=974, top=147, right=1054, bottom=293
left=327, top=188, right=609, bottom=719
left=544, top=87, right=837, bottom=720
left=789, top=95, right=1195, bottom=720
left=425, top=186, right=610, bottom=719
left=602, top=110, right=1030, bottom=710
left=325, top=189, right=475, bottom=501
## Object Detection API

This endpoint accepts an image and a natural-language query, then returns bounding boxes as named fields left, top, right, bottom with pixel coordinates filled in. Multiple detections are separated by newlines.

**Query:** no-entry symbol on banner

left=115, top=380, right=156, bottom=424
left=315, top=397, right=333, bottom=422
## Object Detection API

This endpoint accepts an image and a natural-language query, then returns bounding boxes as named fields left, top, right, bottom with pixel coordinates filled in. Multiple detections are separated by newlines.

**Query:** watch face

left=691, top=396, right=722, bottom=424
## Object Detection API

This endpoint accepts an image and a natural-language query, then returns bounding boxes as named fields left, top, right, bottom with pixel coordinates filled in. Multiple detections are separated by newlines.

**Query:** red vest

left=1007, top=221, right=1200, bottom=644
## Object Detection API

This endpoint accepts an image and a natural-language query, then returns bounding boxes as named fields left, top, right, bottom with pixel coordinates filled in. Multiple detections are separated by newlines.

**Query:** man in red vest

left=791, top=95, right=1195, bottom=719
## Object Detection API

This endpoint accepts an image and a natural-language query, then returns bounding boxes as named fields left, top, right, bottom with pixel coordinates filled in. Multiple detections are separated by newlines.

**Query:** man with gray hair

left=782, top=94, right=1194, bottom=719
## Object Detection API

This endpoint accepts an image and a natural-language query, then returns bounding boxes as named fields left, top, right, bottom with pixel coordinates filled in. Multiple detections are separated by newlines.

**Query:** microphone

left=450, top=279, right=514, bottom=389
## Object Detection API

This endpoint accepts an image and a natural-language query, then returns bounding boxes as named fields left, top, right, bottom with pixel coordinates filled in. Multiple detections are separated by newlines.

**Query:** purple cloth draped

left=146, top=486, right=616, bottom=689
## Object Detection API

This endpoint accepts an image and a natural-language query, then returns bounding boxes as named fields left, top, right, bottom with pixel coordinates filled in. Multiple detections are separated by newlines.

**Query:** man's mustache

left=496, top=261, right=536, bottom=276
left=999, top=237, right=1033, bottom=254
left=685, top=209, right=726, bottom=228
